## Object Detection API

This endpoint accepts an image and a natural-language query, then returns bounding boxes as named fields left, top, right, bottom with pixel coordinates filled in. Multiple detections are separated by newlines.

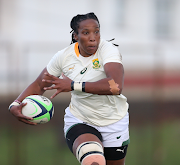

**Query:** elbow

left=119, top=87, right=123, bottom=95
left=112, top=86, right=123, bottom=95
left=108, top=79, right=123, bottom=95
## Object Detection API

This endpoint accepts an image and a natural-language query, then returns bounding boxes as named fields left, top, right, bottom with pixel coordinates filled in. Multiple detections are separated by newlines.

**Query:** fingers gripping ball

left=76, top=141, right=105, bottom=165
left=22, top=95, right=54, bottom=124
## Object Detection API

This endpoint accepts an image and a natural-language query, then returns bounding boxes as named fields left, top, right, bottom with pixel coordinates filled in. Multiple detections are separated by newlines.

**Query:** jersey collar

left=74, top=41, right=100, bottom=57
left=74, top=42, right=80, bottom=57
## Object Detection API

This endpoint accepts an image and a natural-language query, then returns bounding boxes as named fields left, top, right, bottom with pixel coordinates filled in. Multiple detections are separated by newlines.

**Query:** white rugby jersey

left=47, top=39, right=129, bottom=126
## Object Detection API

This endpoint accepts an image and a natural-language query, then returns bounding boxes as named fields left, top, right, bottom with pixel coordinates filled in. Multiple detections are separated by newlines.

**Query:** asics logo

left=80, top=67, right=87, bottom=74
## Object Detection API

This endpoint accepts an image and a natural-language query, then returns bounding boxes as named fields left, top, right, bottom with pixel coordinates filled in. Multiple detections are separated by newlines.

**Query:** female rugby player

left=9, top=12, right=129, bottom=165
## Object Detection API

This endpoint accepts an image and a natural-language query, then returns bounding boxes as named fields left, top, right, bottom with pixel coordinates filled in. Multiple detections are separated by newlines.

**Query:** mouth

left=88, top=45, right=97, bottom=50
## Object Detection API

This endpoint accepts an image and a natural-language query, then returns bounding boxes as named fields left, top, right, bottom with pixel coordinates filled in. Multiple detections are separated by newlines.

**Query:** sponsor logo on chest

left=92, top=58, right=101, bottom=69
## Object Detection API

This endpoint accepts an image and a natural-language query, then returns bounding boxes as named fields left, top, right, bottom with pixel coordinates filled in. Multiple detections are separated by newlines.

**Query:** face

left=74, top=19, right=100, bottom=57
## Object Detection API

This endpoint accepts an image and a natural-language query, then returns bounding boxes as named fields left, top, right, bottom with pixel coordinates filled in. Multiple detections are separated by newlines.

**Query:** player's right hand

left=9, top=103, right=37, bottom=125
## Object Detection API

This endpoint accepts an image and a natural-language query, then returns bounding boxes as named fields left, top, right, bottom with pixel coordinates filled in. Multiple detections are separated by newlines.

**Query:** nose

left=89, top=33, right=95, bottom=42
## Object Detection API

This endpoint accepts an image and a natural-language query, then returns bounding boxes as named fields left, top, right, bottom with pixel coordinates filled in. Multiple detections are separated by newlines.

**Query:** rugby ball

left=22, top=95, right=54, bottom=124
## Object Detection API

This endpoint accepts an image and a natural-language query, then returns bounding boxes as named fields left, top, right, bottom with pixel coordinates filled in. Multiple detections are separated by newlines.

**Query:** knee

left=76, top=141, right=106, bottom=165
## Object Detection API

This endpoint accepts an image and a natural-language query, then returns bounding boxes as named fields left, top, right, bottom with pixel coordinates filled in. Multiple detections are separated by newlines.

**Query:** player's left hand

left=42, top=72, right=72, bottom=98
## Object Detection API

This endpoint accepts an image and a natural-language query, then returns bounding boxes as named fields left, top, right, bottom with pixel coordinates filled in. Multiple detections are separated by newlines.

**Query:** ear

left=73, top=33, right=78, bottom=41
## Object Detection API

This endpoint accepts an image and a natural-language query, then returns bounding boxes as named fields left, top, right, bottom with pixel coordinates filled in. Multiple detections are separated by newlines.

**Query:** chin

left=87, top=49, right=98, bottom=55
left=88, top=51, right=96, bottom=55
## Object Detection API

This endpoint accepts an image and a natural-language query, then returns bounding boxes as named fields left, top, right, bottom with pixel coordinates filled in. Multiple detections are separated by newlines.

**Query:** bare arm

left=9, top=67, right=53, bottom=125
left=16, top=67, right=52, bottom=102
left=43, top=62, right=124, bottom=96
left=85, top=62, right=124, bottom=95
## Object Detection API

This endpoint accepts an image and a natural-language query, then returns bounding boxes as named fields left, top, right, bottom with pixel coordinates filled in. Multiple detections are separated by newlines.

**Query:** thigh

left=99, top=113, right=129, bottom=148
left=104, top=145, right=128, bottom=165
left=65, top=123, right=103, bottom=154
left=72, top=133, right=103, bottom=155
left=65, top=123, right=105, bottom=165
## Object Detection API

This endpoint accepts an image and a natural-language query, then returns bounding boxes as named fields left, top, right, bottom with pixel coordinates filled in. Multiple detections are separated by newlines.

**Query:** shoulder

left=97, top=39, right=122, bottom=65
left=47, top=43, right=76, bottom=76
left=48, top=43, right=76, bottom=68
left=98, top=39, right=119, bottom=51
left=97, top=38, right=120, bottom=56
left=55, top=43, right=75, bottom=58
left=97, top=39, right=120, bottom=58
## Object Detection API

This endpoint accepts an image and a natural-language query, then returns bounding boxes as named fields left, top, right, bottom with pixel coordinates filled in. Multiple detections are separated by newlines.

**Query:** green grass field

left=1, top=120, right=180, bottom=165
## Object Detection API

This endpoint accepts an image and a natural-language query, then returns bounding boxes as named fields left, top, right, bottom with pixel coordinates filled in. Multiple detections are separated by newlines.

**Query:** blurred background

left=1, top=0, right=180, bottom=165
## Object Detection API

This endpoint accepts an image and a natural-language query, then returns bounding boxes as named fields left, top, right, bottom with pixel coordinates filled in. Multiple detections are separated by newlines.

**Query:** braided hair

left=70, top=12, right=100, bottom=44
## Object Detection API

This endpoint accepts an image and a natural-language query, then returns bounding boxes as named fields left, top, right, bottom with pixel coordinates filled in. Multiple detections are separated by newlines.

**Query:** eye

left=83, top=31, right=89, bottom=35
left=95, top=30, right=99, bottom=34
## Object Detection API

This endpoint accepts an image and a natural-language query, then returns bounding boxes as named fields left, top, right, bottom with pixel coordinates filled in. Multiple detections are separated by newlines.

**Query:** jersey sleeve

left=100, top=41, right=123, bottom=66
left=46, top=51, right=63, bottom=77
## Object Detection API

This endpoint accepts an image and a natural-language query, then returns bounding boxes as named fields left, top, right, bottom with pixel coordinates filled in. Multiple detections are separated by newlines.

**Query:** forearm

left=8, top=68, right=50, bottom=125
left=16, top=81, right=45, bottom=102
left=15, top=67, right=52, bottom=102
left=43, top=63, right=124, bottom=96
left=74, top=78, right=123, bottom=95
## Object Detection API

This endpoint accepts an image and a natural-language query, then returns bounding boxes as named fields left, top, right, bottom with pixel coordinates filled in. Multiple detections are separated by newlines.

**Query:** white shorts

left=64, top=107, right=130, bottom=148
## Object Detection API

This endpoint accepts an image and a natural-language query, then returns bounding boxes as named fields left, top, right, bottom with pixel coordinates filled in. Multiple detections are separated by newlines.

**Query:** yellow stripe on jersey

left=75, top=42, right=80, bottom=57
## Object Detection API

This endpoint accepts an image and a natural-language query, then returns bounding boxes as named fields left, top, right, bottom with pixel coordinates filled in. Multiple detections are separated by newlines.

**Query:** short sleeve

left=47, top=51, right=63, bottom=77
left=100, top=41, right=123, bottom=65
